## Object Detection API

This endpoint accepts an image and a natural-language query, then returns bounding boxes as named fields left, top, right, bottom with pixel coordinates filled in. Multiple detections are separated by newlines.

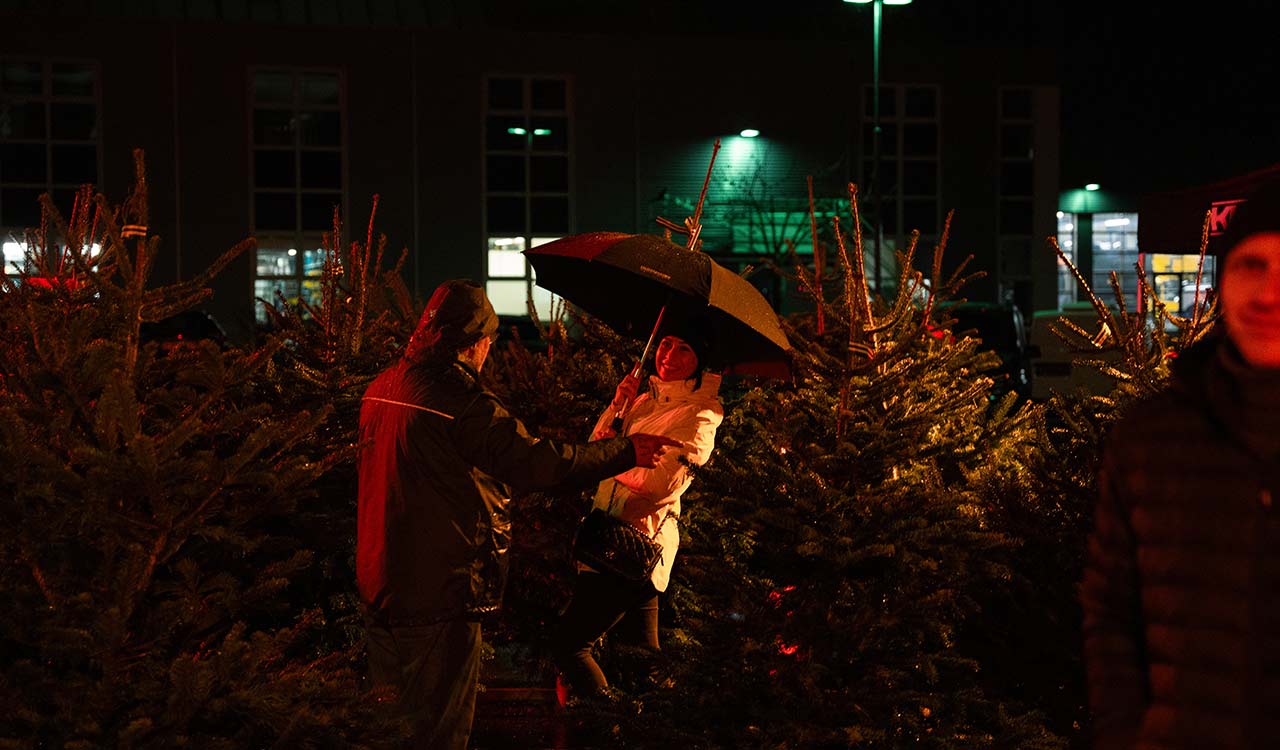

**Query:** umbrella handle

left=610, top=306, right=665, bottom=435
left=609, top=359, right=643, bottom=433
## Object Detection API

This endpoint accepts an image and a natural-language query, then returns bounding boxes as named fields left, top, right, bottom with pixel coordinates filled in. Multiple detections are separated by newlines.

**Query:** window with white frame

left=1091, top=212, right=1140, bottom=300
left=1, top=58, right=100, bottom=267
left=249, top=68, right=344, bottom=324
left=860, top=83, right=939, bottom=291
left=483, top=75, right=570, bottom=319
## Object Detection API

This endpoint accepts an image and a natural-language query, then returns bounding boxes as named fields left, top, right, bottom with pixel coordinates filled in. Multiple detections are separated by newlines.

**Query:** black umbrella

left=524, top=231, right=793, bottom=379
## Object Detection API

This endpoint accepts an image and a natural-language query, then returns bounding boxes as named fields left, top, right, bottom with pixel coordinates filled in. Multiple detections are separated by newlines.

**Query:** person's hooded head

left=654, top=318, right=718, bottom=387
left=1213, top=183, right=1280, bottom=369
left=404, top=279, right=499, bottom=365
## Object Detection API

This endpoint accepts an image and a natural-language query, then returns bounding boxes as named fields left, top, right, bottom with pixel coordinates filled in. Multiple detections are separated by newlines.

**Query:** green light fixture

left=1085, top=183, right=1101, bottom=191
left=739, top=128, right=760, bottom=138
left=533, top=128, right=552, bottom=136
left=507, top=127, right=527, bottom=136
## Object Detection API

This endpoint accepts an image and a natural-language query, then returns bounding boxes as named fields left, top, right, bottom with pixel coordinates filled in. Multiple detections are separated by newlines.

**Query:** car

left=1026, top=302, right=1122, bottom=401
left=940, top=301, right=1031, bottom=401
left=139, top=309, right=229, bottom=350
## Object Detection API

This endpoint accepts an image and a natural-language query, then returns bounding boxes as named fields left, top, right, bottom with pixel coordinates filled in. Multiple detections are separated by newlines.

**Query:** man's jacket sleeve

left=1079, top=441, right=1147, bottom=750
left=451, top=392, right=635, bottom=490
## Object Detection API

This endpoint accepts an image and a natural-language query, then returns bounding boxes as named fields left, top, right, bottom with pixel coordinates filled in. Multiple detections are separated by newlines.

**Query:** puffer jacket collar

left=646, top=371, right=722, bottom=405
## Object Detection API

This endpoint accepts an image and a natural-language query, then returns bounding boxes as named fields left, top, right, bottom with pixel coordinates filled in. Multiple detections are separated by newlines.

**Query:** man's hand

left=628, top=433, right=682, bottom=468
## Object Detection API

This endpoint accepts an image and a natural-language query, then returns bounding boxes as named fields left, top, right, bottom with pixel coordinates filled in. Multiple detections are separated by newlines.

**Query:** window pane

left=531, top=79, right=565, bottom=110
left=488, top=236, right=527, bottom=252
left=1, top=100, right=46, bottom=138
left=530, top=196, right=569, bottom=234
left=530, top=156, right=567, bottom=192
left=300, top=192, right=341, bottom=230
left=488, top=78, right=523, bottom=110
left=1, top=187, right=43, bottom=227
left=1, top=143, right=48, bottom=182
left=488, top=249, right=526, bottom=277
left=301, top=278, right=322, bottom=306
left=302, top=248, right=326, bottom=276
left=487, top=115, right=528, bottom=151
left=1001, top=161, right=1033, bottom=196
left=902, top=198, right=937, bottom=234
left=3, top=239, right=27, bottom=273
left=254, top=109, right=294, bottom=146
left=256, top=247, right=297, bottom=276
left=999, top=237, right=1032, bottom=276
left=861, top=122, right=897, bottom=156
left=529, top=283, right=554, bottom=321
left=300, top=73, right=339, bottom=106
left=2, top=61, right=42, bottom=95
left=902, top=123, right=936, bottom=156
left=862, top=158, right=898, bottom=197
left=51, top=63, right=94, bottom=97
left=50, top=144, right=96, bottom=184
left=902, top=161, right=936, bottom=196
left=1000, top=198, right=1034, bottom=235
left=1002, top=88, right=1033, bottom=119
left=1001, top=124, right=1032, bottom=159
left=300, top=150, right=341, bottom=188
left=255, top=277, right=300, bottom=304
left=50, top=188, right=77, bottom=218
left=487, top=196, right=523, bottom=234
left=864, top=86, right=895, bottom=118
left=50, top=102, right=97, bottom=139
left=253, top=71, right=294, bottom=103
left=904, top=87, right=935, bottom=117
left=255, top=278, right=301, bottom=323
left=530, top=116, right=567, bottom=152
left=486, top=279, right=531, bottom=316
left=254, top=149, right=295, bottom=188
left=298, top=111, right=340, bottom=146
left=254, top=192, right=296, bottom=230
left=486, top=155, right=525, bottom=192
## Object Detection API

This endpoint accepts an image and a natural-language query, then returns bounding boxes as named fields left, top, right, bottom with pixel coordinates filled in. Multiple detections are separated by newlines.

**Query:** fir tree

left=0, top=151, right=403, bottom=748
left=250, top=196, right=420, bottom=654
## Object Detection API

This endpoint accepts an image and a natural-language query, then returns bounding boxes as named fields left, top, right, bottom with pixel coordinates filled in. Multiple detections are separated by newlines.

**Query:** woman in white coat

left=553, top=330, right=724, bottom=700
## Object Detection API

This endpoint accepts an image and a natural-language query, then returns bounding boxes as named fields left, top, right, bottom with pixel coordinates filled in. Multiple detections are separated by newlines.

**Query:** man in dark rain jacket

left=357, top=279, right=679, bottom=750
left=1080, top=188, right=1280, bottom=750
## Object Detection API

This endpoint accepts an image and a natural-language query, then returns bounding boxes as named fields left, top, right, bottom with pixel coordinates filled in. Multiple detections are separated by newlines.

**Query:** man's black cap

left=405, top=279, right=499, bottom=360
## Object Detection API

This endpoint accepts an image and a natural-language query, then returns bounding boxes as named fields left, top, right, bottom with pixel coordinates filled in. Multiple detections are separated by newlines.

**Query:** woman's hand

left=609, top=369, right=643, bottom=412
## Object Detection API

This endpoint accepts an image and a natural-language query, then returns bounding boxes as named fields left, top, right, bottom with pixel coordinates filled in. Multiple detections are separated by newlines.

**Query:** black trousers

left=552, top=571, right=660, bottom=693
left=365, top=617, right=481, bottom=750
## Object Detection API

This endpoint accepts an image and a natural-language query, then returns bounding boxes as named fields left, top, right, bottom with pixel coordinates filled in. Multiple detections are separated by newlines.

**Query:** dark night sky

left=1055, top=1, right=1280, bottom=196
left=486, top=0, right=1280, bottom=198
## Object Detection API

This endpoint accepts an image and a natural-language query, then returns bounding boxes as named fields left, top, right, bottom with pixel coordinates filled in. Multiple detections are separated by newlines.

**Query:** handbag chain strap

left=605, top=478, right=674, bottom=541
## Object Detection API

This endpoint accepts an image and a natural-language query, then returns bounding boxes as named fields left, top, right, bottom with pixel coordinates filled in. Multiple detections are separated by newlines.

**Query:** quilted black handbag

left=571, top=507, right=668, bottom=582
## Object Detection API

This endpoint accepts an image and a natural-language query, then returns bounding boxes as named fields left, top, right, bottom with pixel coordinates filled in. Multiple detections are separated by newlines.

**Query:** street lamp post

left=845, top=0, right=911, bottom=293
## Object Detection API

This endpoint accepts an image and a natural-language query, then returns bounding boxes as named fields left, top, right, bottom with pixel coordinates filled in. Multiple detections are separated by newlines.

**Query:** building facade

left=1, top=2, right=1063, bottom=342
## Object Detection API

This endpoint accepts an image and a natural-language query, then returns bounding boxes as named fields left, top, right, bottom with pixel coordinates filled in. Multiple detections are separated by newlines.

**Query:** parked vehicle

left=1026, top=302, right=1121, bottom=401
left=140, top=309, right=229, bottom=350
left=940, top=301, right=1031, bottom=401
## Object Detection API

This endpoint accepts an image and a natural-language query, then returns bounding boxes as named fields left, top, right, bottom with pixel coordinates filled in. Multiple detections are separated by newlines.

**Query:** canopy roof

left=1138, top=163, right=1280, bottom=256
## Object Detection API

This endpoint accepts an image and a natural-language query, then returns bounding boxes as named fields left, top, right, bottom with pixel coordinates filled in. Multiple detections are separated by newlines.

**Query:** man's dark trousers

left=366, top=617, right=481, bottom=750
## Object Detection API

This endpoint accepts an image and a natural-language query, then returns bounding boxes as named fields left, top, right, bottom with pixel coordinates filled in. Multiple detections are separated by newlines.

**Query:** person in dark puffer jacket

left=1080, top=188, right=1280, bottom=750
left=357, top=279, right=680, bottom=750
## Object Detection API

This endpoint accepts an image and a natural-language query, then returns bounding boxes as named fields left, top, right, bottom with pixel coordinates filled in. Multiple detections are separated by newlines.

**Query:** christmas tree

left=482, top=183, right=1221, bottom=748
left=0, top=151, right=403, bottom=747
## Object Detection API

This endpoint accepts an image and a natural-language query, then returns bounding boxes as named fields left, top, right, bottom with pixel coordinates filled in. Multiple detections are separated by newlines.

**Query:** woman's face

left=654, top=335, right=699, bottom=382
